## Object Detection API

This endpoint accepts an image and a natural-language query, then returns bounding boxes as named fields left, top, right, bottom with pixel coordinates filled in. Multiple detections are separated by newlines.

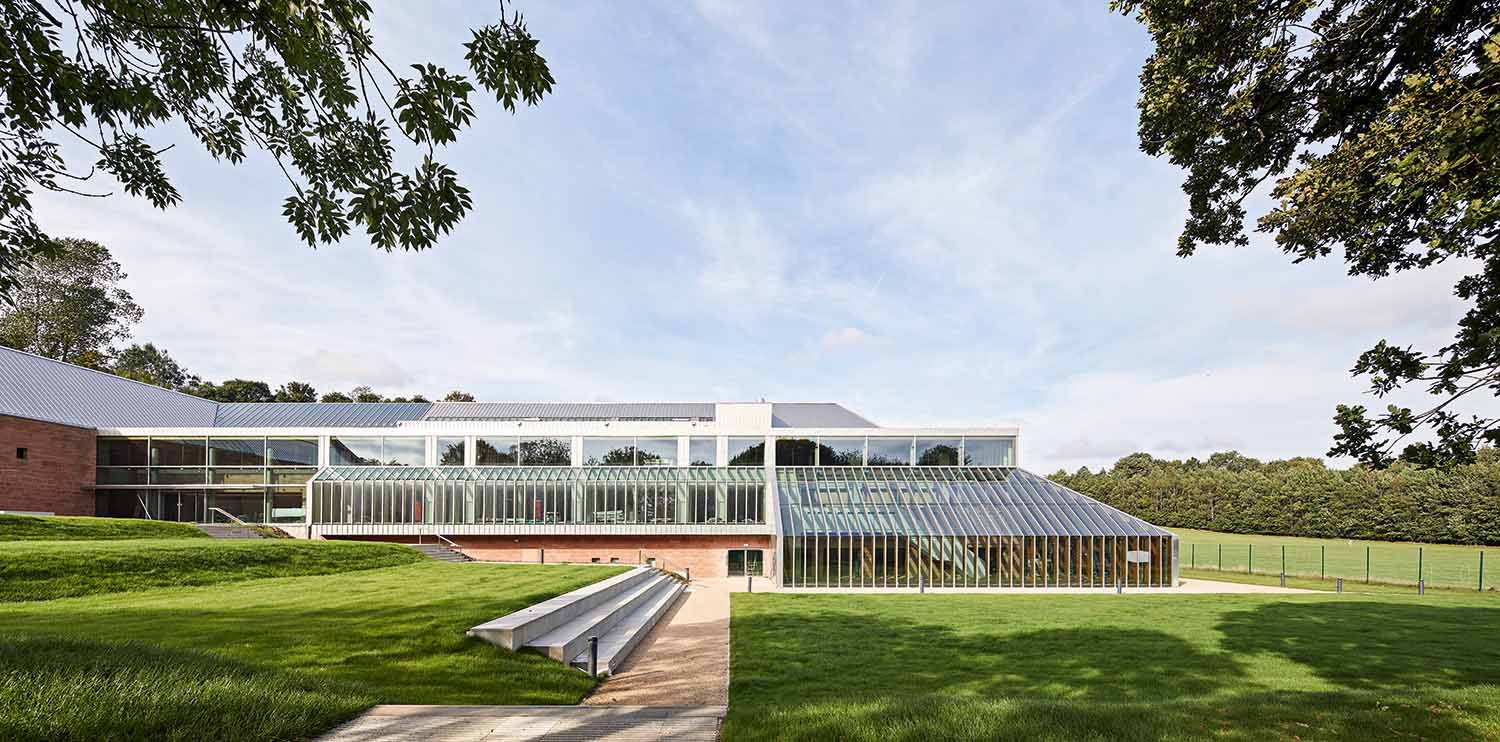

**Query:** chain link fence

left=1182, top=541, right=1491, bottom=591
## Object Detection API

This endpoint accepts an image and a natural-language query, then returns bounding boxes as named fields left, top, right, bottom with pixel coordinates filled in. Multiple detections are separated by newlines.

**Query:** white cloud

left=819, top=326, right=871, bottom=350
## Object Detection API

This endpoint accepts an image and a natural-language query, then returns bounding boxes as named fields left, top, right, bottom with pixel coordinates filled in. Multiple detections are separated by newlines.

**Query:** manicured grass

left=0, top=562, right=628, bottom=741
left=0, top=539, right=427, bottom=601
left=726, top=591, right=1500, bottom=741
left=1173, top=526, right=1494, bottom=590
left=0, top=513, right=206, bottom=541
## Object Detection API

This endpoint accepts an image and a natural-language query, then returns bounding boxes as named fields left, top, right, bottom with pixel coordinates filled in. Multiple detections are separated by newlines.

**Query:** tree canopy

left=0, top=0, right=554, bottom=301
left=113, top=342, right=193, bottom=388
left=1118, top=1, right=1500, bottom=467
left=0, top=237, right=140, bottom=367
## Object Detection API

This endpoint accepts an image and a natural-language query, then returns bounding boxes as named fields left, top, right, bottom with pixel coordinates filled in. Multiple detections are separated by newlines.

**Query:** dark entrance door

left=727, top=549, right=764, bottom=577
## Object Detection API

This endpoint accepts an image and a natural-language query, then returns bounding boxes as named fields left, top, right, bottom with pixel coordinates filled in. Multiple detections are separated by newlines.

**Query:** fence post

left=1366, top=546, right=1371, bottom=583
left=1419, top=547, right=1424, bottom=587
left=1218, top=544, right=1222, bottom=571
left=1337, top=577, right=1343, bottom=593
left=588, top=636, right=599, bottom=677
left=1479, top=551, right=1484, bottom=592
left=1281, top=545, right=1286, bottom=577
left=1191, top=543, right=1195, bottom=568
left=1248, top=544, right=1253, bottom=575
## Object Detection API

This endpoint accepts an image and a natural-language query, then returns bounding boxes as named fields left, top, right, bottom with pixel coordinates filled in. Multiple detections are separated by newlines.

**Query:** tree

left=350, top=386, right=382, bottom=403
left=1118, top=1, right=1500, bottom=467
left=1, top=0, right=555, bottom=301
left=113, top=342, right=193, bottom=388
left=320, top=391, right=353, bottom=403
left=186, top=378, right=273, bottom=403
left=442, top=390, right=477, bottom=402
left=274, top=381, right=318, bottom=402
left=0, top=237, right=141, bottom=367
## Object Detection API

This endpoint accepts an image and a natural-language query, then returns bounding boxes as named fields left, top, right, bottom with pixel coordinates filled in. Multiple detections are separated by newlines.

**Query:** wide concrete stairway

left=408, top=543, right=474, bottom=562
left=468, top=567, right=684, bottom=676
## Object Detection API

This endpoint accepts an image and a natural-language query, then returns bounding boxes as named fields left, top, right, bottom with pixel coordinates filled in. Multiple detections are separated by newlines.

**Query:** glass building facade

left=778, top=467, right=1176, bottom=588
left=95, top=436, right=317, bottom=523
left=310, top=466, right=766, bottom=526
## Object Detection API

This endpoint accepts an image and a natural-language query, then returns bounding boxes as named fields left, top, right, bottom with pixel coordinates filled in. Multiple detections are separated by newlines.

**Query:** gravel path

left=584, top=580, right=732, bottom=707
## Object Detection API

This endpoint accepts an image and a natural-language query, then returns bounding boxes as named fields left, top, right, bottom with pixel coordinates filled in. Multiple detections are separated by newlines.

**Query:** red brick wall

left=336, top=533, right=776, bottom=578
left=0, top=415, right=95, bottom=515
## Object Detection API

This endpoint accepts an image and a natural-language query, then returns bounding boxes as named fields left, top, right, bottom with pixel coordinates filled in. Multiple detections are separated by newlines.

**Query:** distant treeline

left=1050, top=451, right=1500, bottom=546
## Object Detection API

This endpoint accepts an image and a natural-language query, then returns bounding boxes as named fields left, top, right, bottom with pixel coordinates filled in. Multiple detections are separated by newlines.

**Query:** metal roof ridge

left=0, top=344, right=219, bottom=407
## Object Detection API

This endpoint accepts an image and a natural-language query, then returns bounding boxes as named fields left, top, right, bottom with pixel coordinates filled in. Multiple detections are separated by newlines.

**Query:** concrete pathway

left=318, top=705, right=723, bottom=741
left=584, top=579, right=735, bottom=707
left=767, top=577, right=1316, bottom=595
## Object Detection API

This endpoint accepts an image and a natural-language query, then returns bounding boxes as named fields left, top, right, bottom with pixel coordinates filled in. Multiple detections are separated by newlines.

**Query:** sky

left=30, top=1, right=1483, bottom=474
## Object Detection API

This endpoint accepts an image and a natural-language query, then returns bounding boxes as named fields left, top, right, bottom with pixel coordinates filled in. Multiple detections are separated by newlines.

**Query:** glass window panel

left=520, top=437, right=570, bottom=465
left=268, top=468, right=316, bottom=485
left=209, top=438, right=266, bottom=467
left=475, top=437, right=518, bottom=465
left=211, top=490, right=265, bottom=523
left=267, top=439, right=318, bottom=466
left=97, top=438, right=147, bottom=467
left=270, top=487, right=305, bottom=523
left=916, top=438, right=961, bottom=466
left=636, top=437, right=677, bottom=466
left=150, top=468, right=205, bottom=485
left=150, top=438, right=206, bottom=467
left=95, top=467, right=146, bottom=485
left=819, top=437, right=864, bottom=466
left=727, top=438, right=765, bottom=466
left=963, top=437, right=1014, bottom=466
left=584, top=438, right=636, bottom=466
left=211, top=468, right=266, bottom=485
left=437, top=437, right=466, bottom=466
left=381, top=438, right=425, bottom=466
left=330, top=437, right=382, bottom=466
left=776, top=438, right=817, bottom=466
left=688, top=437, right=716, bottom=466
left=866, top=438, right=912, bottom=466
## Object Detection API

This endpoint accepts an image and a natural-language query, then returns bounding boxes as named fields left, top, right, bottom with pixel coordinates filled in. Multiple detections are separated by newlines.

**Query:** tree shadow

left=1215, top=600, right=1500, bottom=691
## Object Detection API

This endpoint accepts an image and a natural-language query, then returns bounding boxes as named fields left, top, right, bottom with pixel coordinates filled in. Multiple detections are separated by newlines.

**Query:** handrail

left=207, top=507, right=249, bottom=526
left=434, top=533, right=460, bottom=550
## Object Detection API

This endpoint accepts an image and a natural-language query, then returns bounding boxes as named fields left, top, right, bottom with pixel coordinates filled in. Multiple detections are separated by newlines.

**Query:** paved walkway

left=319, top=705, right=723, bottom=741
left=767, top=577, right=1315, bottom=594
left=584, top=579, right=735, bottom=707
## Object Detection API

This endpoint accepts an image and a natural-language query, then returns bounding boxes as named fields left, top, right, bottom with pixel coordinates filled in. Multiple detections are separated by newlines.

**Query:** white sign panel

left=1125, top=550, right=1152, bottom=564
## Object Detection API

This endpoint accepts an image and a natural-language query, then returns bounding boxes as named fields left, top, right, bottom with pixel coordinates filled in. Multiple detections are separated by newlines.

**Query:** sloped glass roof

left=777, top=467, right=1172, bottom=538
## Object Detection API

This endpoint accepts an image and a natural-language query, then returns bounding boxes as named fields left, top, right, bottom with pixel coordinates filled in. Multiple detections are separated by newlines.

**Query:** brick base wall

left=0, top=415, right=94, bottom=515
left=335, top=533, right=777, bottom=578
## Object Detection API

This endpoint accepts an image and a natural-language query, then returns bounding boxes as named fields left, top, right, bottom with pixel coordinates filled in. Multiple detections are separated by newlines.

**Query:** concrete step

left=525, top=573, right=677, bottom=664
left=194, top=523, right=261, bottom=539
left=468, top=567, right=657, bottom=650
left=408, top=543, right=474, bottom=562
left=569, top=576, right=685, bottom=676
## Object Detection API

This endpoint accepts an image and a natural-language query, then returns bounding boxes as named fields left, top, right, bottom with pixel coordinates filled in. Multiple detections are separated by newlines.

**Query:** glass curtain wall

left=778, top=467, right=1176, bottom=588
left=96, top=436, right=316, bottom=523
left=310, top=466, right=767, bottom=526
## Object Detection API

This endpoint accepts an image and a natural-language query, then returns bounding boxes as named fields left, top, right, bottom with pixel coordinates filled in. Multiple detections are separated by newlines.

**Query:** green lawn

left=0, top=513, right=206, bottom=540
left=1172, top=527, right=1493, bottom=590
left=0, top=561, right=627, bottom=742
left=0, top=538, right=427, bottom=601
left=726, top=591, right=1500, bottom=741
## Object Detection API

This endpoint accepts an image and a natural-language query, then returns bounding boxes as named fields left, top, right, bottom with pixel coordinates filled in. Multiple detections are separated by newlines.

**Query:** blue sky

left=33, top=1, right=1478, bottom=473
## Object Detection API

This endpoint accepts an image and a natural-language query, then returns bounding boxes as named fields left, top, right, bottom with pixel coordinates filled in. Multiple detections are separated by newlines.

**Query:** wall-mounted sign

left=1125, top=550, right=1152, bottom=564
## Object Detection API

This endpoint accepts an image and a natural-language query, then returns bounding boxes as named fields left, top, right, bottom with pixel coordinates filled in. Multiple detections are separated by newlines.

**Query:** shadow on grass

left=725, top=597, right=1500, bottom=741
left=0, top=636, right=370, bottom=742
left=1216, top=600, right=1500, bottom=690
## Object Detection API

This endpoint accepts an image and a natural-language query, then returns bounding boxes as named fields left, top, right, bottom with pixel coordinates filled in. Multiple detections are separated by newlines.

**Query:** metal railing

left=1182, top=541, right=1491, bottom=592
left=207, top=507, right=249, bottom=526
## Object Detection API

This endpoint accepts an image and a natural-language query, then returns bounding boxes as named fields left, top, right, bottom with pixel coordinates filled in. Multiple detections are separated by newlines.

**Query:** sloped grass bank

left=0, top=513, right=206, bottom=541
left=0, top=562, right=627, bottom=741
left=0, top=539, right=425, bottom=601
left=726, top=592, right=1500, bottom=741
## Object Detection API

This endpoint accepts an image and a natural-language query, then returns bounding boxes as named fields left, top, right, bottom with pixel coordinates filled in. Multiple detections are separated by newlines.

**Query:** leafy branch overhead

left=0, top=0, right=554, bottom=298
left=1118, top=0, right=1500, bottom=467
